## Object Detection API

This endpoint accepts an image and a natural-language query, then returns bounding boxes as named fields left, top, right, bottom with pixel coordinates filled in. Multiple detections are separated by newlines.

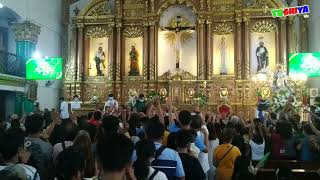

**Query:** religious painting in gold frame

left=85, top=26, right=111, bottom=77
left=250, top=20, right=278, bottom=75
left=123, top=26, right=144, bottom=77
left=212, top=23, right=235, bottom=75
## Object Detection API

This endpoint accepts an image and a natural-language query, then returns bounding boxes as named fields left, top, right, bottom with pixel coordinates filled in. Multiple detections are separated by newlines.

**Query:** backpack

left=25, top=138, right=46, bottom=179
left=151, top=146, right=177, bottom=180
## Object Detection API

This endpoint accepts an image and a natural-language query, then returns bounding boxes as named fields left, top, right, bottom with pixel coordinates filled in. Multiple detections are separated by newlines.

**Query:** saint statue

left=95, top=47, right=106, bottom=76
left=162, top=16, right=195, bottom=69
left=220, top=37, right=228, bottom=74
left=273, top=64, right=287, bottom=90
left=256, top=41, right=269, bottom=73
left=128, top=45, right=139, bottom=76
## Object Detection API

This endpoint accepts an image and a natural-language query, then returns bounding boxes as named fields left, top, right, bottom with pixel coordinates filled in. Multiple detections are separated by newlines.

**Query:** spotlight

left=0, top=3, right=4, bottom=8
left=32, top=51, right=42, bottom=59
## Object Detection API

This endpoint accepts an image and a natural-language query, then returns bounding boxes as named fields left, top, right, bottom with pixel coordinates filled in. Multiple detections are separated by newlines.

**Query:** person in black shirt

left=176, top=129, right=206, bottom=180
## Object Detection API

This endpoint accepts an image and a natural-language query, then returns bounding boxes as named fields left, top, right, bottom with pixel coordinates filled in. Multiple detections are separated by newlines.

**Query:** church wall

left=2, top=0, right=63, bottom=110
left=308, top=0, right=320, bottom=91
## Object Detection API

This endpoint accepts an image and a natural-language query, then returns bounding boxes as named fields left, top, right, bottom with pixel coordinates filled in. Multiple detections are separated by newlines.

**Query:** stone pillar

left=279, top=17, right=287, bottom=71
left=243, top=17, right=250, bottom=79
left=12, top=21, right=41, bottom=115
left=76, top=24, right=84, bottom=81
left=308, top=0, right=320, bottom=52
left=299, top=0, right=309, bottom=52
left=206, top=20, right=213, bottom=80
left=12, top=21, right=41, bottom=76
left=197, top=19, right=205, bottom=80
left=287, top=16, right=295, bottom=54
left=307, top=0, right=320, bottom=88
left=235, top=17, right=242, bottom=79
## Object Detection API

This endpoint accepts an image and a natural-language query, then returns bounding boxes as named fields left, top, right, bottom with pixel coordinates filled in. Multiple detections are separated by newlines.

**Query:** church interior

left=1, top=0, right=320, bottom=180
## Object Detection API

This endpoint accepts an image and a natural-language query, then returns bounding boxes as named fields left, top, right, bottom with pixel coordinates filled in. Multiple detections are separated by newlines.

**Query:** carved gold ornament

left=251, top=20, right=277, bottom=33
left=159, top=88, right=168, bottom=97
left=213, top=23, right=234, bottom=35
left=86, top=27, right=112, bottom=38
left=12, top=21, right=41, bottom=43
left=187, top=88, right=195, bottom=98
left=261, top=86, right=270, bottom=99
left=219, top=87, right=229, bottom=99
left=123, top=26, right=143, bottom=38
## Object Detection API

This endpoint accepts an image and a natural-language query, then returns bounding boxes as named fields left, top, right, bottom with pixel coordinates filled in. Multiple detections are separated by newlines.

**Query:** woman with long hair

left=134, top=139, right=167, bottom=180
left=73, top=130, right=96, bottom=178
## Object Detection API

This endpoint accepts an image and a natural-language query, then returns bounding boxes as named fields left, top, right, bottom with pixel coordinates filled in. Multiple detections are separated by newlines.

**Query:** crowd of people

left=0, top=94, right=320, bottom=180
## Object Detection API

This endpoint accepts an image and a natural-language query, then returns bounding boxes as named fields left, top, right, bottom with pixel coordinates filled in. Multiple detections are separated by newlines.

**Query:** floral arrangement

left=271, top=89, right=303, bottom=113
left=271, top=89, right=291, bottom=113
left=146, top=90, right=160, bottom=103
left=192, top=92, right=207, bottom=108
left=91, top=96, right=99, bottom=104
left=128, top=89, right=138, bottom=108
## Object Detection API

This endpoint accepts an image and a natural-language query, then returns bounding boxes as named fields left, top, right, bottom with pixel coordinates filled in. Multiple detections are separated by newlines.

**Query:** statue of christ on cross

left=161, top=16, right=195, bottom=69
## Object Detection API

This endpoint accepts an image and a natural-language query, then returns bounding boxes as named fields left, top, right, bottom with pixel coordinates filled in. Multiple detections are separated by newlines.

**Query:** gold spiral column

left=197, top=19, right=205, bottom=80
left=76, top=24, right=84, bottom=81
left=143, top=26, right=149, bottom=80
left=243, top=17, right=250, bottom=79
left=107, top=28, right=114, bottom=81
left=235, top=16, right=242, bottom=79
left=149, top=21, right=156, bottom=81
left=115, top=24, right=122, bottom=81
left=206, top=20, right=213, bottom=80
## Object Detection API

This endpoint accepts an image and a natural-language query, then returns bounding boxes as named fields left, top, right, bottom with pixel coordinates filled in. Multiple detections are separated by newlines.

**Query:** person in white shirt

left=71, top=95, right=81, bottom=111
left=104, top=94, right=119, bottom=112
left=60, top=97, right=69, bottom=119
left=249, top=124, right=265, bottom=161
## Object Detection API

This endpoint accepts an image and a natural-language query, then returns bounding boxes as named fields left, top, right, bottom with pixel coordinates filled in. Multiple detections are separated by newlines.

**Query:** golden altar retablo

left=62, top=0, right=309, bottom=120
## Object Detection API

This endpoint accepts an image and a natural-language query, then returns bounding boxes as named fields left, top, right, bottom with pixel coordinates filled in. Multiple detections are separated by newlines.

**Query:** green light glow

left=289, top=52, right=320, bottom=77
left=26, top=57, right=63, bottom=80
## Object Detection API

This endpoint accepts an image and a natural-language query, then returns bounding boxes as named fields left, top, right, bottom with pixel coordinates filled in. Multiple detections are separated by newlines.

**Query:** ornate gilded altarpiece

left=62, top=0, right=305, bottom=120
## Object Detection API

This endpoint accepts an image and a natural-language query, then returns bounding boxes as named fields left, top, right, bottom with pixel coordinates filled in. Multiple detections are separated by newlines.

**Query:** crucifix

left=161, top=16, right=195, bottom=69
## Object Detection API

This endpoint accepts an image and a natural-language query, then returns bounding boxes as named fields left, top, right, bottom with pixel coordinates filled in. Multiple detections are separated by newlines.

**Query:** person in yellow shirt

left=214, top=128, right=241, bottom=180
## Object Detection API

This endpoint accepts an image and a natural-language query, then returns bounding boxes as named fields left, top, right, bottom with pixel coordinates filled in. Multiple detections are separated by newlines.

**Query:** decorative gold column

left=76, top=24, right=84, bottom=81
left=115, top=24, right=122, bottom=81
left=64, top=24, right=77, bottom=82
left=206, top=20, right=213, bottom=80
left=236, top=17, right=242, bottom=79
left=149, top=21, right=156, bottom=80
left=243, top=17, right=250, bottom=79
left=143, top=26, right=149, bottom=80
left=108, top=28, right=114, bottom=81
left=197, top=19, right=205, bottom=80
left=279, top=17, right=287, bottom=71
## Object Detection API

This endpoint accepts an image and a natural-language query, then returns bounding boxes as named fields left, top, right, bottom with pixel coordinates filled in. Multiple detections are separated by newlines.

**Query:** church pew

left=256, top=168, right=319, bottom=180
left=252, top=160, right=320, bottom=170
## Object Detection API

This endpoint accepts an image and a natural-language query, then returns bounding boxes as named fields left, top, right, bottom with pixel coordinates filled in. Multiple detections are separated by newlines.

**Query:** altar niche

left=213, top=34, right=235, bottom=75
left=88, top=37, right=108, bottom=77
left=84, top=26, right=112, bottom=78
left=158, top=5, right=197, bottom=77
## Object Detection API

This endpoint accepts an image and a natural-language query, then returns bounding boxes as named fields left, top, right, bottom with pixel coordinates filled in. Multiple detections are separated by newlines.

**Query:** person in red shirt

left=88, top=111, right=102, bottom=127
